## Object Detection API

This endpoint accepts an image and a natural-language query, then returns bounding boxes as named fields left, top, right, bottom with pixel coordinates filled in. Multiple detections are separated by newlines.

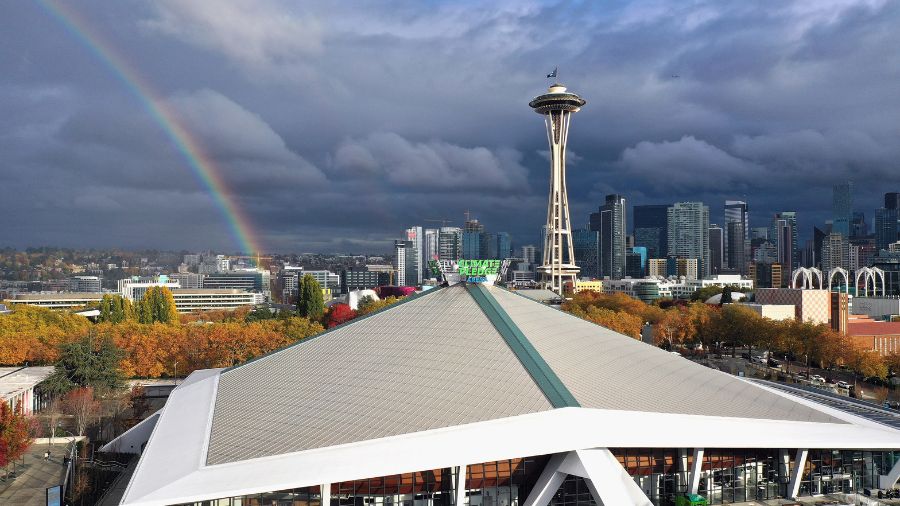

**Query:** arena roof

left=115, top=283, right=900, bottom=506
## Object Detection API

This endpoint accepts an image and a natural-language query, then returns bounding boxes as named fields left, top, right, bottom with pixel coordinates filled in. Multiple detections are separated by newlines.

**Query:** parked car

left=836, top=381, right=851, bottom=389
left=767, top=358, right=781, bottom=368
left=810, top=374, right=825, bottom=383
left=741, top=353, right=751, bottom=360
left=753, top=355, right=767, bottom=364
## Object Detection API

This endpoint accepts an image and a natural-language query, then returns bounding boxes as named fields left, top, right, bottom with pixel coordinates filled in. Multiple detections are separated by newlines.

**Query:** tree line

left=562, top=291, right=892, bottom=381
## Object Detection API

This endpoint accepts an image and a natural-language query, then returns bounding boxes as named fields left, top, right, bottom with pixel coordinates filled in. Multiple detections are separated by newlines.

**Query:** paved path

left=0, top=442, right=70, bottom=506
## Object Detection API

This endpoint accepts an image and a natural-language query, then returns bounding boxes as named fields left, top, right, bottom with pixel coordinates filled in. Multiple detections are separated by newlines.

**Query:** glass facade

left=173, top=450, right=900, bottom=506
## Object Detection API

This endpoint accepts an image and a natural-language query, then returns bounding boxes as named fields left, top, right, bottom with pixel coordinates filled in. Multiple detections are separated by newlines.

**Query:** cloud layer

left=2, top=0, right=900, bottom=252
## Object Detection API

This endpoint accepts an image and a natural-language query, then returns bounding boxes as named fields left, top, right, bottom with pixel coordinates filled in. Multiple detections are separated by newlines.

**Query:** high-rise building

left=404, top=226, right=423, bottom=286
left=633, top=204, right=669, bottom=259
left=423, top=228, right=440, bottom=272
left=626, top=247, right=647, bottom=278
left=530, top=83, right=584, bottom=293
left=850, top=211, right=868, bottom=239
left=393, top=241, right=409, bottom=286
left=812, top=226, right=827, bottom=269
left=462, top=220, right=485, bottom=260
left=668, top=203, right=710, bottom=278
left=572, top=227, right=599, bottom=279
left=832, top=181, right=853, bottom=237
left=772, top=212, right=798, bottom=271
left=876, top=207, right=899, bottom=252
left=668, top=202, right=710, bottom=277
left=675, top=258, right=699, bottom=280
left=750, top=227, right=769, bottom=241
left=648, top=258, right=668, bottom=278
left=726, top=221, right=747, bottom=274
left=822, top=233, right=849, bottom=272
left=495, top=232, right=511, bottom=259
left=590, top=194, right=627, bottom=279
left=724, top=200, right=749, bottom=270
left=393, top=241, right=419, bottom=287
left=886, top=192, right=900, bottom=210
left=709, top=224, right=724, bottom=276
left=438, top=227, right=462, bottom=262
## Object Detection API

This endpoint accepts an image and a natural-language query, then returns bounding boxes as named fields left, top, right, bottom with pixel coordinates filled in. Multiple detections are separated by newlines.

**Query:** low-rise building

left=743, top=303, right=796, bottom=321
left=171, top=289, right=264, bottom=313
left=564, top=279, right=603, bottom=294
left=851, top=297, right=900, bottom=321
left=119, top=276, right=181, bottom=302
left=848, top=315, right=900, bottom=356
left=10, top=292, right=103, bottom=309
left=0, top=366, right=54, bottom=415
left=70, top=275, right=102, bottom=292
left=755, top=288, right=832, bottom=325
left=603, top=278, right=677, bottom=300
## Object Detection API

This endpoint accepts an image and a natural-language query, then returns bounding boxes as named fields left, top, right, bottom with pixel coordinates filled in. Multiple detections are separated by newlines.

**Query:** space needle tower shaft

left=529, top=83, right=586, bottom=295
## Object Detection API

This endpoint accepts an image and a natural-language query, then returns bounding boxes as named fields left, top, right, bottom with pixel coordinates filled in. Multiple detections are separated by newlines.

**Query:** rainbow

left=37, top=0, right=262, bottom=256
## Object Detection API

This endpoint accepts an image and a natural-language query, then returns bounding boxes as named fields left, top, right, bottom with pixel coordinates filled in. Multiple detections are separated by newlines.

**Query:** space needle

left=529, top=79, right=586, bottom=294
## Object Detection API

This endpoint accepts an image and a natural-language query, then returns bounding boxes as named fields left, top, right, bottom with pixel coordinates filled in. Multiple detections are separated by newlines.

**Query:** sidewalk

left=0, top=442, right=71, bottom=506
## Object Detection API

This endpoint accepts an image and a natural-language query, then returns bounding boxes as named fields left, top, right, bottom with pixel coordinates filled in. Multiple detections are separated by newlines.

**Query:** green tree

left=43, top=334, right=125, bottom=396
left=98, top=294, right=135, bottom=323
left=297, top=275, right=324, bottom=321
left=137, top=287, right=179, bottom=324
left=690, top=285, right=723, bottom=302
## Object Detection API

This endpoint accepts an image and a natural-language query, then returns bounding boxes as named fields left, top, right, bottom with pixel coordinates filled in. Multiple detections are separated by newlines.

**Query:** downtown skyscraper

left=724, top=200, right=749, bottom=273
left=832, top=181, right=853, bottom=237
left=590, top=194, right=627, bottom=279
left=667, top=202, right=710, bottom=278
left=633, top=204, right=669, bottom=259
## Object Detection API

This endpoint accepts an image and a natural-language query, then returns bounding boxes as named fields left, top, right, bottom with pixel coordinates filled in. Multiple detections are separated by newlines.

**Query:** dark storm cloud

left=2, top=0, right=900, bottom=252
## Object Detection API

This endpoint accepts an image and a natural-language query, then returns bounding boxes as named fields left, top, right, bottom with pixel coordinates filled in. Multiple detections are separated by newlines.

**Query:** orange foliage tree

left=0, top=402, right=32, bottom=467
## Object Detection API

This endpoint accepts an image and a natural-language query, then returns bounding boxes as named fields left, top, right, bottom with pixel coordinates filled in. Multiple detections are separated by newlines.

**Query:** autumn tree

left=0, top=402, right=32, bottom=467
left=843, top=344, right=887, bottom=390
left=356, top=296, right=401, bottom=317
left=326, top=304, right=357, bottom=328
left=44, top=334, right=124, bottom=395
left=581, top=306, right=643, bottom=339
left=655, top=307, right=695, bottom=349
left=297, top=275, right=324, bottom=321
left=62, top=387, right=102, bottom=436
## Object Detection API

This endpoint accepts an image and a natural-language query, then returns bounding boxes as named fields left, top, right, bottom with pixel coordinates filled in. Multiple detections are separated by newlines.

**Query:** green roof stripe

left=466, top=283, right=579, bottom=408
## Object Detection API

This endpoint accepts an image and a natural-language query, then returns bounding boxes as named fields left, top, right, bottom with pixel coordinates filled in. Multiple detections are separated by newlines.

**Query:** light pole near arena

left=529, top=80, right=586, bottom=294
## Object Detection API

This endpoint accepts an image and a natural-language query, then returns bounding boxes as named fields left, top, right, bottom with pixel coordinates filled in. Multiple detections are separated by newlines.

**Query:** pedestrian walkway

left=0, top=442, right=70, bottom=506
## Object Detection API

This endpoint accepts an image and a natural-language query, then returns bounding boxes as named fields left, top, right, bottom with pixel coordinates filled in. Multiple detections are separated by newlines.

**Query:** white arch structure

left=828, top=267, right=849, bottom=293
left=791, top=267, right=823, bottom=289
left=855, top=267, right=886, bottom=297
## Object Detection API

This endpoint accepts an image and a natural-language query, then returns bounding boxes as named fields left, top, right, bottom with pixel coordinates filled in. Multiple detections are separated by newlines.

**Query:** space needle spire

left=529, top=81, right=586, bottom=295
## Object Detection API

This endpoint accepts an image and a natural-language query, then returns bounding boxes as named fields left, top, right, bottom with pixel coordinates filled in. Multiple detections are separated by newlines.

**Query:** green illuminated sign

left=458, top=259, right=501, bottom=277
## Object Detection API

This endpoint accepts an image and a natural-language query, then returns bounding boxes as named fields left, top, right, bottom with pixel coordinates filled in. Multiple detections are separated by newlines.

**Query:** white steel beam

left=575, top=449, right=652, bottom=506
left=787, top=449, right=808, bottom=499
left=454, top=464, right=467, bottom=506
left=321, top=483, right=331, bottom=506
left=880, top=457, right=900, bottom=490
left=523, top=453, right=568, bottom=506
left=689, top=448, right=704, bottom=495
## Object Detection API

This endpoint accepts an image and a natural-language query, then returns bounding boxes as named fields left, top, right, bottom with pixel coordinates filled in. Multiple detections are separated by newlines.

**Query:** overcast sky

left=2, top=0, right=899, bottom=254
